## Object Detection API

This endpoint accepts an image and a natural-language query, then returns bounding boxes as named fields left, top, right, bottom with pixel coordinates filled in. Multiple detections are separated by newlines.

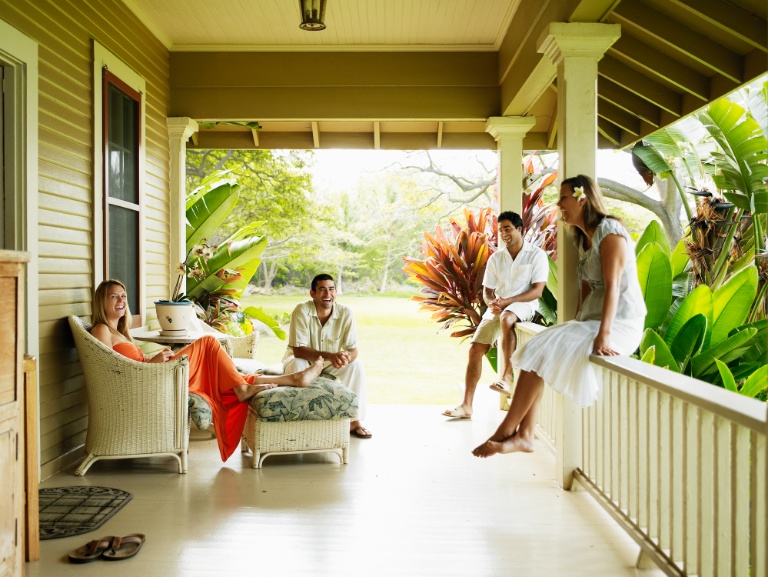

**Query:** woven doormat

left=39, top=486, right=133, bottom=540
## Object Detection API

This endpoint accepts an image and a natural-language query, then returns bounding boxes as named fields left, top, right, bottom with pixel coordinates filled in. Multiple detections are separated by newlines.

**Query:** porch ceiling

left=125, top=0, right=767, bottom=151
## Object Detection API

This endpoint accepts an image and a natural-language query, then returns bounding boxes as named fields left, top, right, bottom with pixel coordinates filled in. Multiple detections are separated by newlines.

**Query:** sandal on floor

left=489, top=380, right=512, bottom=396
left=102, top=534, right=145, bottom=561
left=68, top=536, right=116, bottom=563
left=442, top=406, right=471, bottom=419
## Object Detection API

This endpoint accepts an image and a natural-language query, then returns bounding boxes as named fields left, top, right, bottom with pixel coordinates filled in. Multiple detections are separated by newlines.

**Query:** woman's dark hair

left=560, top=175, right=615, bottom=249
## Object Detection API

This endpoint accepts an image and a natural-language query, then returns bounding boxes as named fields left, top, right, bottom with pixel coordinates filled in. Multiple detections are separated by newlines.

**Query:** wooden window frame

left=102, top=68, right=143, bottom=326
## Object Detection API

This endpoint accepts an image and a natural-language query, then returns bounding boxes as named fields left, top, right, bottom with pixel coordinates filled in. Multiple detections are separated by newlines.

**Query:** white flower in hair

left=573, top=186, right=585, bottom=200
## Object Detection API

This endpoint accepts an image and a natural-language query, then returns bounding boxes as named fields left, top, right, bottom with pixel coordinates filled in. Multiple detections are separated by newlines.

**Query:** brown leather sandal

left=102, top=533, right=146, bottom=561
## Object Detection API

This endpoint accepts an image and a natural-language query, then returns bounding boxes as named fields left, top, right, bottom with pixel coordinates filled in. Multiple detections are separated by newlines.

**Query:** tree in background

left=186, top=149, right=330, bottom=289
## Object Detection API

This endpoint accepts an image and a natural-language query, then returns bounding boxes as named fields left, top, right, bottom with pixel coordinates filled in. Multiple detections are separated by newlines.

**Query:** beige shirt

left=283, top=300, right=358, bottom=362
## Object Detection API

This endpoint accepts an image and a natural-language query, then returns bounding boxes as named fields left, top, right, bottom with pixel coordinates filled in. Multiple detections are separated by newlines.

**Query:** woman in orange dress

left=90, top=279, right=324, bottom=461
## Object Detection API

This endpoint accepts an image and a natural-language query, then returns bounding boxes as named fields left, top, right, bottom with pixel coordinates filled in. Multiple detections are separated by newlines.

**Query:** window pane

left=109, top=206, right=139, bottom=314
left=107, top=84, right=138, bottom=204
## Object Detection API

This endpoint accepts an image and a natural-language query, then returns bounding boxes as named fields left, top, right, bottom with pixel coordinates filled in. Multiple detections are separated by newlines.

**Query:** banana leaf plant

left=637, top=92, right=768, bottom=322
left=181, top=179, right=282, bottom=338
left=635, top=219, right=766, bottom=397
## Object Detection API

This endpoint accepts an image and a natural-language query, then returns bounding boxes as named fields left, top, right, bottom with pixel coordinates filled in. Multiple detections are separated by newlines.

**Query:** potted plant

left=154, top=241, right=214, bottom=334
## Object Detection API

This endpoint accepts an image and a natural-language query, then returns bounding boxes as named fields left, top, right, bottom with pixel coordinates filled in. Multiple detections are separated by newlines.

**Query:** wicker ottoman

left=241, top=376, right=358, bottom=468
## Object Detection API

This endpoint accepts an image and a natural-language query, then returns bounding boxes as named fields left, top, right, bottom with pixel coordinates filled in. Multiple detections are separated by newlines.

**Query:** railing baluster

left=700, top=411, right=714, bottom=577
left=671, top=396, right=684, bottom=567
left=715, top=418, right=732, bottom=575
left=754, top=428, right=766, bottom=577
left=649, top=388, right=659, bottom=544
left=514, top=322, right=765, bottom=577
left=628, top=377, right=638, bottom=523
left=610, top=372, right=619, bottom=503
left=658, top=391, right=670, bottom=553
left=733, top=425, right=749, bottom=577
left=684, top=403, right=698, bottom=576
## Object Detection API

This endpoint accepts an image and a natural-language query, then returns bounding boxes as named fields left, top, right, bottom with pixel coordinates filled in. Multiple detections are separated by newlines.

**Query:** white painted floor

left=28, top=396, right=663, bottom=577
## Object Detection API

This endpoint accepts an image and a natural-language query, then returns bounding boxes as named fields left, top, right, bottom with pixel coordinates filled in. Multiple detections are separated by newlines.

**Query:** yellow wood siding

left=0, top=0, right=171, bottom=478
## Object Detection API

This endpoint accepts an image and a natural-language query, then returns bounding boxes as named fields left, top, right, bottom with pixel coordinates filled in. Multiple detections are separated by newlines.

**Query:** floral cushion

left=188, top=393, right=213, bottom=431
left=251, top=376, right=358, bottom=422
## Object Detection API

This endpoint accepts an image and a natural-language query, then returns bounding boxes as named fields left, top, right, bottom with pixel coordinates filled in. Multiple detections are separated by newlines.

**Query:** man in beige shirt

left=283, top=273, right=371, bottom=438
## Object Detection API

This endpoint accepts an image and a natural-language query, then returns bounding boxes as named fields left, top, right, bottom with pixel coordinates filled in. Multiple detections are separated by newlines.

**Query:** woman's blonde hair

left=92, top=279, right=133, bottom=341
left=561, top=175, right=614, bottom=249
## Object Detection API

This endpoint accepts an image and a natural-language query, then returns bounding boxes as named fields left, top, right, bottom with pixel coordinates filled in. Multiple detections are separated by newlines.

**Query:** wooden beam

left=599, top=55, right=682, bottom=116
left=598, top=77, right=661, bottom=127
left=374, top=121, right=381, bottom=149
left=171, top=52, right=498, bottom=88
left=311, top=122, right=320, bottom=149
left=171, top=86, right=499, bottom=121
left=598, top=100, right=641, bottom=136
left=250, top=128, right=259, bottom=147
left=667, top=0, right=767, bottom=53
left=436, top=121, right=443, bottom=148
left=597, top=117, right=622, bottom=147
left=189, top=130, right=498, bottom=151
left=547, top=85, right=558, bottom=150
left=612, top=0, right=743, bottom=83
left=609, top=35, right=708, bottom=101
left=498, top=0, right=583, bottom=116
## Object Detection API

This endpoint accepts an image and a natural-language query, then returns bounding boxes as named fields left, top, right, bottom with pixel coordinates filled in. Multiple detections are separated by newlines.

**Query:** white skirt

left=511, top=318, right=645, bottom=408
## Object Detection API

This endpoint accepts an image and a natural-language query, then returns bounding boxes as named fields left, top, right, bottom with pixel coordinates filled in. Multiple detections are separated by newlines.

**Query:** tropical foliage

left=635, top=221, right=766, bottom=398
left=183, top=175, right=284, bottom=338
left=402, top=208, right=497, bottom=339
left=632, top=84, right=768, bottom=322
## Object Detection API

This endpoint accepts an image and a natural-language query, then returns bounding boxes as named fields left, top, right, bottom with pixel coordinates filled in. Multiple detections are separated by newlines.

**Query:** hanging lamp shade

left=299, top=0, right=327, bottom=31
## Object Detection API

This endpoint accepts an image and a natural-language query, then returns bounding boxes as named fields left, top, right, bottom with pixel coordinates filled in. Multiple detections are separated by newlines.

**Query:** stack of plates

left=159, top=329, right=189, bottom=337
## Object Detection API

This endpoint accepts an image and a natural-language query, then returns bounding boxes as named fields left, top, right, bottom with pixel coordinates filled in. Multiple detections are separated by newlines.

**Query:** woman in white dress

left=473, top=175, right=647, bottom=458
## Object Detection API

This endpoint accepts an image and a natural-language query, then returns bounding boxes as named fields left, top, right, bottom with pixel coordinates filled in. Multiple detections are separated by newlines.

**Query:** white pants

left=283, top=356, right=367, bottom=420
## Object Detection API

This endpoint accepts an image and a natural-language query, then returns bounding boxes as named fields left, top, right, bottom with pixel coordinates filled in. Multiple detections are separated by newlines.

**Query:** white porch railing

left=516, top=322, right=767, bottom=577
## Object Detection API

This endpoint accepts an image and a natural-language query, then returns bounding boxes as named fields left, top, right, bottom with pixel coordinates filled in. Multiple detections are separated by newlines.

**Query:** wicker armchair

left=68, top=316, right=190, bottom=476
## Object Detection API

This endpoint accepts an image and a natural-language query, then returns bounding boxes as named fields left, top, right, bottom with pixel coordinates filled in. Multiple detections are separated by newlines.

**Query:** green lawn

left=241, top=294, right=498, bottom=404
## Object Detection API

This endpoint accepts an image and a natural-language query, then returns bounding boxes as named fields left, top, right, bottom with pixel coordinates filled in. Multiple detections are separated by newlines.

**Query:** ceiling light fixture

left=299, top=0, right=327, bottom=31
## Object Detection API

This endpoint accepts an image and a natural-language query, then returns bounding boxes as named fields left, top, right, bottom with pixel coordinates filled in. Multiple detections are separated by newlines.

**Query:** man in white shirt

left=283, top=274, right=371, bottom=438
left=443, top=211, right=548, bottom=419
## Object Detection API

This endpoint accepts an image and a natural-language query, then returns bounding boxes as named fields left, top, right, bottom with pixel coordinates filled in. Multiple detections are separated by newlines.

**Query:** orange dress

left=113, top=336, right=258, bottom=462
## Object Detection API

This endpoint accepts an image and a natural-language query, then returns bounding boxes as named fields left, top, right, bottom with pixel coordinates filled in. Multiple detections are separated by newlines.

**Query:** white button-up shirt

left=481, top=242, right=549, bottom=319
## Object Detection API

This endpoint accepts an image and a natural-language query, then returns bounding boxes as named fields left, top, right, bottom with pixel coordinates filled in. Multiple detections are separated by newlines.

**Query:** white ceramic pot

left=154, top=301, right=195, bottom=334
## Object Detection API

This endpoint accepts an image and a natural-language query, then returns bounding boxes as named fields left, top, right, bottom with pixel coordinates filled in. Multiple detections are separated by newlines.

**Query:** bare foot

left=472, top=439, right=502, bottom=458
left=293, top=357, right=324, bottom=387
left=234, top=383, right=277, bottom=402
left=497, top=435, right=534, bottom=454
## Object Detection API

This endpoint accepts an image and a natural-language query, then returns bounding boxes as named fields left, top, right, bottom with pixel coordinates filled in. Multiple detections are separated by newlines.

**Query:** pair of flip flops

left=68, top=534, right=145, bottom=563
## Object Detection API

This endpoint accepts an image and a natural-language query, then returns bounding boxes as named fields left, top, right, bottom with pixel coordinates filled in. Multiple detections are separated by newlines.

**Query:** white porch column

left=166, top=117, right=199, bottom=297
left=485, top=116, right=535, bottom=390
left=538, top=22, right=620, bottom=490
left=485, top=116, right=536, bottom=215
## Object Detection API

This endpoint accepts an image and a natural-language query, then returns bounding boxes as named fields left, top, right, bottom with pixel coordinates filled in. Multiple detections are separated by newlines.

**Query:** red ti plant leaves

left=403, top=208, right=497, bottom=340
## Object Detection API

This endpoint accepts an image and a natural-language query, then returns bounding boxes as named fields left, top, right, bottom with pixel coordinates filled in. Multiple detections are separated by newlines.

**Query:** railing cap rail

left=517, top=322, right=767, bottom=433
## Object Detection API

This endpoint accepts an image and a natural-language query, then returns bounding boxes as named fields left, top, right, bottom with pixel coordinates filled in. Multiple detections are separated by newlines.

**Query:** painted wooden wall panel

left=0, top=0, right=171, bottom=478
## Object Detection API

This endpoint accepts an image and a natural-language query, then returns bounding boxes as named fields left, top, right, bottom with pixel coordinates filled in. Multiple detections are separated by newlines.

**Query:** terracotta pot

left=154, top=301, right=195, bottom=334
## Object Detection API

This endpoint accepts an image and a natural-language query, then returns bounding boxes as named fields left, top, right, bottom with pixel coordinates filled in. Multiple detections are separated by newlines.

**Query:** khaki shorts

left=471, top=301, right=537, bottom=346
